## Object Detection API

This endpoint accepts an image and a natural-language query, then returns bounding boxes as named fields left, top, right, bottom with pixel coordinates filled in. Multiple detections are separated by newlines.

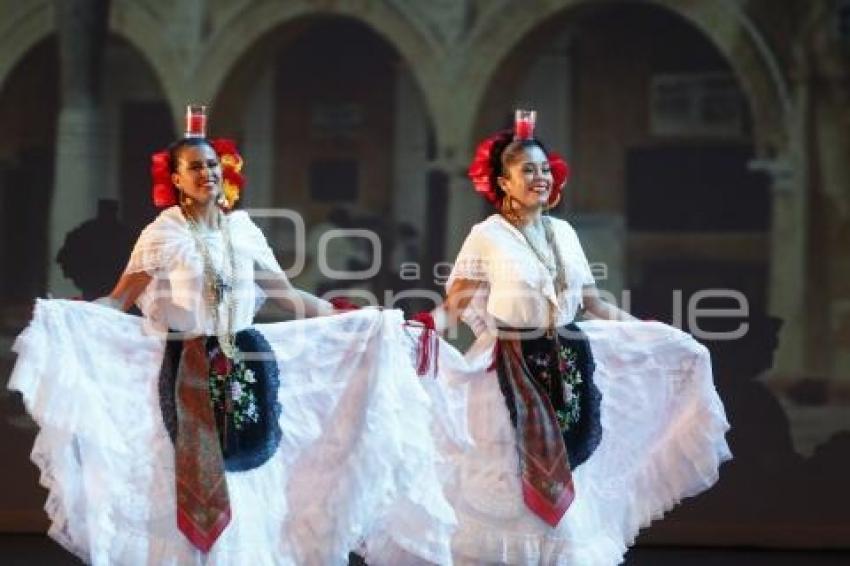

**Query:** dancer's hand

left=329, top=297, right=361, bottom=313
left=93, top=296, right=121, bottom=310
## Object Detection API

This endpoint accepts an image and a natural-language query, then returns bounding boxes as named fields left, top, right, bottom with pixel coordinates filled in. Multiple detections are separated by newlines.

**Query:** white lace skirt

left=9, top=300, right=458, bottom=566
left=391, top=320, right=732, bottom=566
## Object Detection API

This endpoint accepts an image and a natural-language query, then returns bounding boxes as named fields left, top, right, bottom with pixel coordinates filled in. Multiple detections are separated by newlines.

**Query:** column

left=241, top=66, right=275, bottom=211
left=47, top=0, right=110, bottom=295
left=392, top=65, right=431, bottom=252
left=763, top=96, right=807, bottom=379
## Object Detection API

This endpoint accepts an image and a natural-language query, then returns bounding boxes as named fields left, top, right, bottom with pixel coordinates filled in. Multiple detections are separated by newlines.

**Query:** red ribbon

left=407, top=311, right=438, bottom=378
left=487, top=340, right=501, bottom=372
left=329, top=297, right=360, bottom=312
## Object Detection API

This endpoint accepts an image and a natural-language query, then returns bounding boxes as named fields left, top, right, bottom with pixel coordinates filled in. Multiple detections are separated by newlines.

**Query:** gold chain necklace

left=183, top=208, right=239, bottom=359
left=521, top=221, right=556, bottom=274
left=511, top=215, right=568, bottom=331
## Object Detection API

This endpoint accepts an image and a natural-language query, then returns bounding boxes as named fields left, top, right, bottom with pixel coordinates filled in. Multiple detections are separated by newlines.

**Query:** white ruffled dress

left=8, top=207, right=459, bottom=565
left=390, top=215, right=733, bottom=565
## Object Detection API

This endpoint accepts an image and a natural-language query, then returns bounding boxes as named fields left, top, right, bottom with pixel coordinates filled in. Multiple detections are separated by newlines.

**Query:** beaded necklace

left=183, top=207, right=239, bottom=359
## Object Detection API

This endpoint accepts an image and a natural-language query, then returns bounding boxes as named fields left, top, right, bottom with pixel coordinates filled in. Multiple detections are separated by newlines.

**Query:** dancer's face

left=171, top=143, right=222, bottom=206
left=498, top=145, right=553, bottom=211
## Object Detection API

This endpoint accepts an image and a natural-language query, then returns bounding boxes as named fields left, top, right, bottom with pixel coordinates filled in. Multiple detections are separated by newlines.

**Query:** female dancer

left=400, top=110, right=731, bottom=565
left=9, top=107, right=456, bottom=565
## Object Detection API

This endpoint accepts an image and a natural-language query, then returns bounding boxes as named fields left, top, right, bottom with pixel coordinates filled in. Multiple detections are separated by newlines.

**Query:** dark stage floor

left=1, top=535, right=848, bottom=565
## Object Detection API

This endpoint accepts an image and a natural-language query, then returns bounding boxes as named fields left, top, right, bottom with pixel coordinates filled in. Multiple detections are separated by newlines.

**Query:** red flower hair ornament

left=467, top=110, right=570, bottom=209
left=150, top=138, right=245, bottom=211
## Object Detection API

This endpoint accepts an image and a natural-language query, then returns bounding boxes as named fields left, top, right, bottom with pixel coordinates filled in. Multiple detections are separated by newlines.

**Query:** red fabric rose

left=467, top=131, right=510, bottom=206
left=222, top=168, right=244, bottom=187
left=547, top=152, right=571, bottom=207
left=209, top=138, right=238, bottom=160
left=151, top=150, right=177, bottom=207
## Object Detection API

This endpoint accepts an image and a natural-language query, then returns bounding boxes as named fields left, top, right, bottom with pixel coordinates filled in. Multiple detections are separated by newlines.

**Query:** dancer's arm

left=430, top=277, right=483, bottom=333
left=255, top=268, right=335, bottom=318
left=95, top=271, right=153, bottom=312
left=581, top=284, right=636, bottom=321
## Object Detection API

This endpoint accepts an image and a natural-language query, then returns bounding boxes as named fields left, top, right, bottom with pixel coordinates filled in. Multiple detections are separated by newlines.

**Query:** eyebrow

left=182, top=158, right=218, bottom=166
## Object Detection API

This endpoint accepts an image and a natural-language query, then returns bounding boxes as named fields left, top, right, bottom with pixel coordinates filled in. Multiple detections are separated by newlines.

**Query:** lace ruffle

left=9, top=300, right=457, bottom=565
left=430, top=320, right=731, bottom=566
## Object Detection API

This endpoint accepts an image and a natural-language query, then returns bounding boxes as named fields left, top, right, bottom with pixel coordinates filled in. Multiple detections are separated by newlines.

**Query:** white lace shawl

left=123, top=206, right=285, bottom=333
left=447, top=214, right=595, bottom=334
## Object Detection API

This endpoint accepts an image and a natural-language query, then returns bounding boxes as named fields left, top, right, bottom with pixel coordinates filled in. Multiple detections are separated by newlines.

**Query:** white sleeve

left=229, top=211, right=286, bottom=276
left=562, top=222, right=595, bottom=287
left=123, top=213, right=189, bottom=276
left=446, top=226, right=490, bottom=289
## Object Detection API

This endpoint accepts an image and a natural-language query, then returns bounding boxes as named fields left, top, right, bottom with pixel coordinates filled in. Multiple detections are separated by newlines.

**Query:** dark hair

left=488, top=132, right=550, bottom=200
left=167, top=137, right=216, bottom=174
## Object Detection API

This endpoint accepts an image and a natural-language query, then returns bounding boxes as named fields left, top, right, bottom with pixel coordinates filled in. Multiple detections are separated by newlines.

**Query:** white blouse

left=447, top=214, right=595, bottom=334
left=123, top=206, right=285, bottom=335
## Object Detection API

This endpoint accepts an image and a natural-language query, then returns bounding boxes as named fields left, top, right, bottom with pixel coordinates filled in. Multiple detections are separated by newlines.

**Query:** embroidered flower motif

left=526, top=343, right=583, bottom=432
left=211, top=350, right=233, bottom=375
left=207, top=345, right=260, bottom=431
left=563, top=384, right=575, bottom=405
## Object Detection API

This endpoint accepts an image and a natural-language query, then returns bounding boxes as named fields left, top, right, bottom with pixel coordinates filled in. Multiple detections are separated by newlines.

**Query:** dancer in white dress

left=381, top=110, right=732, bottom=565
left=8, top=109, right=456, bottom=565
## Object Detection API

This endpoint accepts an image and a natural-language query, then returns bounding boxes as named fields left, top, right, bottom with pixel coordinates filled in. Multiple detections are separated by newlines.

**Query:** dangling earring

left=501, top=194, right=520, bottom=224
left=178, top=188, right=193, bottom=207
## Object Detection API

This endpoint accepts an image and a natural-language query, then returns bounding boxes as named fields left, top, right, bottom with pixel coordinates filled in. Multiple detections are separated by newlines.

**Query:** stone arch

left=455, top=0, right=806, bottom=375
left=194, top=11, right=441, bottom=297
left=0, top=1, right=180, bottom=129
left=189, top=0, right=442, bottom=133
left=108, top=0, right=184, bottom=122
left=0, top=1, right=54, bottom=91
left=459, top=0, right=790, bottom=156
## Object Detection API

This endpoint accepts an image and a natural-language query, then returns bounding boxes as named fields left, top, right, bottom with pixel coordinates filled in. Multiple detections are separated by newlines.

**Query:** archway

left=472, top=3, right=771, bottom=324
left=0, top=38, right=59, bottom=311
left=211, top=16, right=436, bottom=307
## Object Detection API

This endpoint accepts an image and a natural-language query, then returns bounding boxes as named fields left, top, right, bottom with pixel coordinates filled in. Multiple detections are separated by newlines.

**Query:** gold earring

left=178, top=188, right=192, bottom=207
left=501, top=194, right=519, bottom=223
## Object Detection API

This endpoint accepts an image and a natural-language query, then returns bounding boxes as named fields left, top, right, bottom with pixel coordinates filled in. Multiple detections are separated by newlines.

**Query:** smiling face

left=170, top=142, right=222, bottom=206
left=497, top=144, right=553, bottom=211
